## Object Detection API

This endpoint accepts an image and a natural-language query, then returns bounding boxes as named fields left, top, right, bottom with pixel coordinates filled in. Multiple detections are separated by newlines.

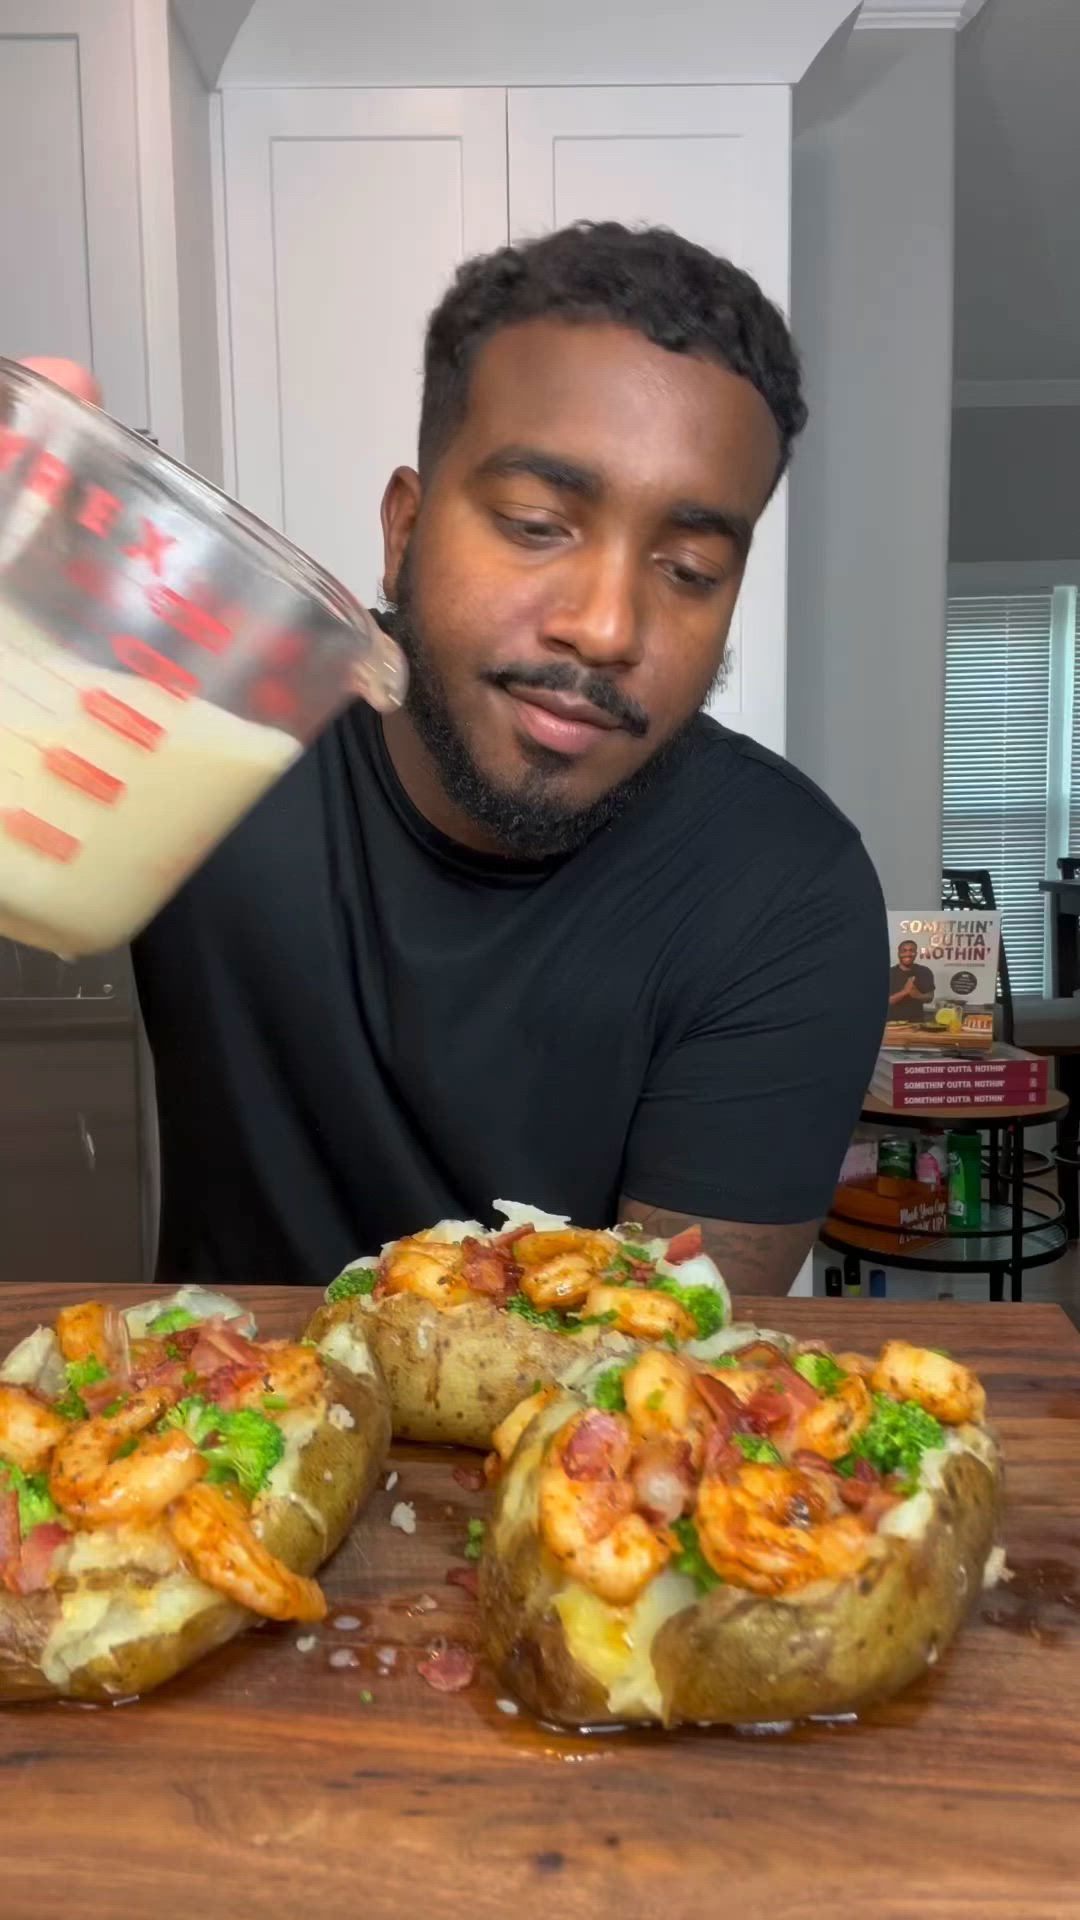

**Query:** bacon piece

left=493, top=1224, right=535, bottom=1250
left=664, top=1225, right=703, bottom=1265
left=452, top=1465, right=486, bottom=1492
left=445, top=1565, right=480, bottom=1598
left=459, top=1239, right=518, bottom=1304
left=200, top=1363, right=265, bottom=1412
left=694, top=1372, right=741, bottom=1432
left=561, top=1411, right=629, bottom=1482
left=631, top=1439, right=695, bottom=1526
left=417, top=1645, right=476, bottom=1693
left=188, top=1318, right=259, bottom=1379
left=11, top=1522, right=69, bottom=1594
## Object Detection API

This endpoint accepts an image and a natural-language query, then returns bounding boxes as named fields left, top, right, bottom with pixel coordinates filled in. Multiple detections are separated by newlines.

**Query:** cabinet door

left=221, top=88, right=508, bottom=606
left=508, top=86, right=791, bottom=753
left=0, top=0, right=149, bottom=427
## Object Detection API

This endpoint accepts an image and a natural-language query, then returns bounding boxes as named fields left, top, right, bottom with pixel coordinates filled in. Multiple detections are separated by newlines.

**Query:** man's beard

left=390, top=551, right=695, bottom=860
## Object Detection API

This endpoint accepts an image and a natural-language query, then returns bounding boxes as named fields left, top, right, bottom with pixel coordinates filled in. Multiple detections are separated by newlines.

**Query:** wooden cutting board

left=2, top=1285, right=1079, bottom=1920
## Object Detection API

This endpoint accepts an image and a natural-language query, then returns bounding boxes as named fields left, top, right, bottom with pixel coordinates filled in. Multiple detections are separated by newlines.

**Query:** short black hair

left=418, top=221, right=807, bottom=486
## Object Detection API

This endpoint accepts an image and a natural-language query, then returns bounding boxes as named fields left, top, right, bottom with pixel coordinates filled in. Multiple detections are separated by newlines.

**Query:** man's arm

left=618, top=1196, right=816, bottom=1298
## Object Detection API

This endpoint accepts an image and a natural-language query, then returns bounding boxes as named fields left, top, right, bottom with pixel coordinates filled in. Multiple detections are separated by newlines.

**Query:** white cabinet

left=508, top=86, right=791, bottom=751
left=0, top=0, right=150, bottom=429
left=220, top=88, right=508, bottom=605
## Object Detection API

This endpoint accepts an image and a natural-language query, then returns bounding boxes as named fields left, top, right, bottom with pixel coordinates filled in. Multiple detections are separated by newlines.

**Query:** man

left=29, top=222, right=887, bottom=1295
left=888, top=940, right=936, bottom=1024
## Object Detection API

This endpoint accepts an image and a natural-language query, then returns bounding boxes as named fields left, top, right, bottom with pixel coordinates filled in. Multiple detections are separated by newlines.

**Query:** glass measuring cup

left=0, top=359, right=406, bottom=955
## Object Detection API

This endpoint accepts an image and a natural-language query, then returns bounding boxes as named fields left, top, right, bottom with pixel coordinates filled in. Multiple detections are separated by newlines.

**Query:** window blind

left=942, top=594, right=1053, bottom=995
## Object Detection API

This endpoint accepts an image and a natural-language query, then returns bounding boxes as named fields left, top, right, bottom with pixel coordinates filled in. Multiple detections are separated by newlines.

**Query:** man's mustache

left=483, top=662, right=650, bottom=738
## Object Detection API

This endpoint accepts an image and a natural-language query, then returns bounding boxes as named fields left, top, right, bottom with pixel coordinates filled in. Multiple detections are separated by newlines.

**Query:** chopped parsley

left=54, top=1353, right=108, bottom=1421
left=505, top=1292, right=566, bottom=1332
left=589, top=1365, right=628, bottom=1413
left=325, top=1264, right=379, bottom=1305
left=733, top=1432, right=783, bottom=1465
left=0, top=1457, right=62, bottom=1535
left=793, top=1352, right=848, bottom=1395
left=670, top=1517, right=722, bottom=1593
left=645, top=1388, right=665, bottom=1413
left=463, top=1518, right=486, bottom=1563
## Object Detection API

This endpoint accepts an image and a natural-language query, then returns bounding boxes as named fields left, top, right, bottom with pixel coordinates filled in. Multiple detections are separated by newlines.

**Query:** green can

left=878, top=1136, right=915, bottom=1181
left=946, top=1133, right=983, bottom=1230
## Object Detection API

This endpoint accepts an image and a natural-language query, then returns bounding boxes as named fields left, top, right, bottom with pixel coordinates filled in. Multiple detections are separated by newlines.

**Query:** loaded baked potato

left=479, top=1332, right=1003, bottom=1728
left=0, top=1285, right=390, bottom=1701
left=306, top=1200, right=732, bottom=1449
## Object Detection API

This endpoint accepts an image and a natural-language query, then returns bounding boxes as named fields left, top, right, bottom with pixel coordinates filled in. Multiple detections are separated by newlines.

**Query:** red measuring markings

left=81, top=688, right=164, bottom=751
left=42, top=747, right=125, bottom=806
left=1, top=810, right=81, bottom=863
left=112, top=633, right=200, bottom=700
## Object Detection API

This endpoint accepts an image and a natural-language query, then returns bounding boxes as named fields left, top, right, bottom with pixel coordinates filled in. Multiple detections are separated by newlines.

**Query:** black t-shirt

left=133, top=705, right=887, bottom=1286
left=888, top=962, right=935, bottom=1021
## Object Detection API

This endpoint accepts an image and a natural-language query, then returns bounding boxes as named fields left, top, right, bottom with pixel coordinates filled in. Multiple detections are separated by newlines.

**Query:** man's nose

left=540, top=543, right=644, bottom=670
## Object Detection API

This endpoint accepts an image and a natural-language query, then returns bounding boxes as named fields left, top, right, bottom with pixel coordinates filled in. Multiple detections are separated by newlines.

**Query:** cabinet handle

left=77, top=1112, right=96, bottom=1172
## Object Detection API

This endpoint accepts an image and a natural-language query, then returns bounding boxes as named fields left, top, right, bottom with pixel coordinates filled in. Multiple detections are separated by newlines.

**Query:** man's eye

left=661, top=558, right=722, bottom=594
left=494, top=513, right=567, bottom=545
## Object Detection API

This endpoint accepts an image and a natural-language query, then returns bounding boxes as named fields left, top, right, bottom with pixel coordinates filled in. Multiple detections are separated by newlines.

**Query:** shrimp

left=230, top=1340, right=324, bottom=1411
left=871, top=1339, right=985, bottom=1426
left=517, top=1230, right=616, bottom=1312
left=793, top=1373, right=873, bottom=1462
left=168, top=1482, right=326, bottom=1622
left=622, top=1350, right=709, bottom=1466
left=380, top=1236, right=474, bottom=1309
left=0, top=1383, right=69, bottom=1473
left=695, top=1461, right=876, bottom=1596
left=538, top=1410, right=670, bottom=1605
left=48, top=1385, right=205, bottom=1527
left=490, top=1386, right=558, bottom=1465
left=55, top=1300, right=120, bottom=1369
left=582, top=1284, right=696, bottom=1344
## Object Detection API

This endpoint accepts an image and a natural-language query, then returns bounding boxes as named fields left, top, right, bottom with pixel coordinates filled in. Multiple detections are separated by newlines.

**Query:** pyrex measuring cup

left=0, top=359, right=406, bottom=955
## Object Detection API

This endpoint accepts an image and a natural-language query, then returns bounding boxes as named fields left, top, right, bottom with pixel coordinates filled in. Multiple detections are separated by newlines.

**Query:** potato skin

left=306, top=1293, right=633, bottom=1449
left=0, top=1346, right=390, bottom=1703
left=480, top=1407, right=1003, bottom=1729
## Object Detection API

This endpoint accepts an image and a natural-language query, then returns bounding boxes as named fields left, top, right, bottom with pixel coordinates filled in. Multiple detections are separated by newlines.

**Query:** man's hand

left=619, top=1196, right=817, bottom=1298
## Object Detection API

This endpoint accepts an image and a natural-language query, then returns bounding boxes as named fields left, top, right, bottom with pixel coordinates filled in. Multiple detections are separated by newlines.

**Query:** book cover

left=884, top=910, right=1000, bottom=1053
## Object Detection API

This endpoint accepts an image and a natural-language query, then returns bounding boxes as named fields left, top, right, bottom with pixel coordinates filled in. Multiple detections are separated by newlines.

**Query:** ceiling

left=955, top=0, right=1080, bottom=384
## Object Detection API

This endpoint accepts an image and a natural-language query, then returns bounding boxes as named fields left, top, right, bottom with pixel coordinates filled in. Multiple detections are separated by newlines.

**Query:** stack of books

left=871, top=1041, right=1049, bottom=1110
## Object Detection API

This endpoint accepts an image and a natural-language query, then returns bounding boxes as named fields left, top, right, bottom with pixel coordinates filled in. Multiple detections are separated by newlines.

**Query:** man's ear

left=380, top=466, right=422, bottom=602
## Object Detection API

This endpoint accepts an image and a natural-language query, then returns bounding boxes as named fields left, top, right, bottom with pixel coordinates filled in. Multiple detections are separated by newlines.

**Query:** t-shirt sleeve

left=620, top=834, right=888, bottom=1224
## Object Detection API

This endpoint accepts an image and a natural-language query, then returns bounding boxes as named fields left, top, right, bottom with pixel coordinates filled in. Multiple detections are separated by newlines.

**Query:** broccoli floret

left=838, top=1393, right=944, bottom=1483
left=464, top=1518, right=486, bottom=1562
left=669, top=1517, right=722, bottom=1593
left=202, top=1408, right=285, bottom=1498
left=589, top=1365, right=628, bottom=1413
left=733, top=1432, right=783, bottom=1465
left=161, top=1395, right=220, bottom=1446
left=793, top=1352, right=848, bottom=1395
left=653, top=1278, right=727, bottom=1340
left=0, top=1457, right=62, bottom=1536
left=53, top=1353, right=109, bottom=1422
left=325, top=1264, right=378, bottom=1304
left=505, top=1292, right=566, bottom=1332
left=147, top=1307, right=199, bottom=1335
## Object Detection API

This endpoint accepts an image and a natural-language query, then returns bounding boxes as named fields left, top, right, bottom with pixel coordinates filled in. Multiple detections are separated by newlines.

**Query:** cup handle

left=346, top=604, right=409, bottom=714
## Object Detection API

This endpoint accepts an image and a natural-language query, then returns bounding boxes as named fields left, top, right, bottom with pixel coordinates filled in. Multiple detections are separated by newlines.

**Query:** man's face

left=381, top=319, right=781, bottom=855
left=898, top=942, right=918, bottom=970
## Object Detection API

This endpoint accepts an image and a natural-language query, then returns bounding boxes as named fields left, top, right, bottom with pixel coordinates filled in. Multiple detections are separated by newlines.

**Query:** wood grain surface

left=2, top=1285, right=1080, bottom=1920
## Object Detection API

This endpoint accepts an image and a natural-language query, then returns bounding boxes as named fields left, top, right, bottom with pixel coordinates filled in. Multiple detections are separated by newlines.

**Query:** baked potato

left=479, top=1332, right=1003, bottom=1728
left=0, top=1285, right=390, bottom=1701
left=306, top=1199, right=732, bottom=1448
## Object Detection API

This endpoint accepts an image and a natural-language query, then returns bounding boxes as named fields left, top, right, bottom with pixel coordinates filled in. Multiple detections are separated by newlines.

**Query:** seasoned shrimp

left=230, top=1340, right=324, bottom=1411
left=695, top=1462, right=876, bottom=1596
left=794, top=1373, right=873, bottom=1462
left=491, top=1386, right=558, bottom=1464
left=381, top=1236, right=474, bottom=1309
left=871, top=1339, right=985, bottom=1426
left=168, top=1482, right=326, bottom=1622
left=0, top=1383, right=69, bottom=1473
left=517, top=1230, right=616, bottom=1312
left=48, top=1385, right=205, bottom=1526
left=516, top=1229, right=616, bottom=1271
left=623, top=1350, right=709, bottom=1464
left=538, top=1410, right=670, bottom=1605
left=582, top=1284, right=696, bottom=1344
left=56, top=1300, right=122, bottom=1369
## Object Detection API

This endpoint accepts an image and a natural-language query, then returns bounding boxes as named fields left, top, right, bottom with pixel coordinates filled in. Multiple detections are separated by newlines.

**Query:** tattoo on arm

left=619, top=1199, right=818, bottom=1299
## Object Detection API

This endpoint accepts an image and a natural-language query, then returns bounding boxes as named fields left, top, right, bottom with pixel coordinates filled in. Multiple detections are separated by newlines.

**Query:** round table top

left=821, top=1202, right=1068, bottom=1273
left=861, top=1088, right=1069, bottom=1126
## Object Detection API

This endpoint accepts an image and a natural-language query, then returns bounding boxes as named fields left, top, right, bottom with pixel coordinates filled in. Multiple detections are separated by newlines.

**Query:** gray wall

left=787, top=28, right=955, bottom=907
left=169, top=10, right=224, bottom=486
left=951, top=406, right=1080, bottom=562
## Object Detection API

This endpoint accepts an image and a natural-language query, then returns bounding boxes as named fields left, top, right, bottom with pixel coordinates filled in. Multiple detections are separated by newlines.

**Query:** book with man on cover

left=884, top=910, right=1000, bottom=1054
